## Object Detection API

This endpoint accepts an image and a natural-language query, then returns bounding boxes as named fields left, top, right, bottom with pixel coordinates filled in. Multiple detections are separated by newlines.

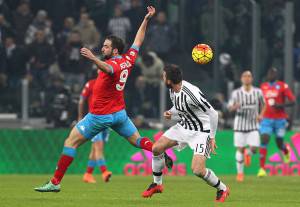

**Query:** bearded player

left=257, top=67, right=296, bottom=177
left=228, top=71, right=265, bottom=182
left=78, top=72, right=112, bottom=183
left=35, top=6, right=172, bottom=192
left=142, top=64, right=229, bottom=202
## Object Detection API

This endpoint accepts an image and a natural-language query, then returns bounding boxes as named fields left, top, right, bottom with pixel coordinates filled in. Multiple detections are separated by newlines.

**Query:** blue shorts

left=76, top=109, right=137, bottom=140
left=259, top=118, right=287, bottom=137
left=91, top=128, right=110, bottom=143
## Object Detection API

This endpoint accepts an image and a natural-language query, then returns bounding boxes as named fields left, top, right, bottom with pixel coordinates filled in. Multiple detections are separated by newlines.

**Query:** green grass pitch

left=1, top=175, right=300, bottom=207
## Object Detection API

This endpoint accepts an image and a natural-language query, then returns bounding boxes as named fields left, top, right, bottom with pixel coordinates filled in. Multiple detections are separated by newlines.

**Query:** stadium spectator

left=294, top=42, right=300, bottom=82
left=25, top=10, right=54, bottom=45
left=4, top=36, right=27, bottom=88
left=12, top=1, right=33, bottom=44
left=74, top=13, right=100, bottom=48
left=107, top=4, right=131, bottom=42
left=125, top=0, right=144, bottom=40
left=55, top=17, right=75, bottom=49
left=0, top=0, right=12, bottom=24
left=0, top=43, right=6, bottom=84
left=145, top=11, right=175, bottom=60
left=0, top=14, right=15, bottom=44
left=58, top=30, right=89, bottom=91
left=27, top=30, right=55, bottom=89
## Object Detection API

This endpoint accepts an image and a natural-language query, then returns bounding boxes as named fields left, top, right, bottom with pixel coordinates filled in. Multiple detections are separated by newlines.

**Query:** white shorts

left=163, top=124, right=211, bottom=158
left=234, top=131, right=260, bottom=147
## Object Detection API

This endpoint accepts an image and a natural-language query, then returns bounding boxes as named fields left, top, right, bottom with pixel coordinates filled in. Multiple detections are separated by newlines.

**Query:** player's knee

left=152, top=144, right=164, bottom=156
left=192, top=165, right=206, bottom=177
left=250, top=148, right=257, bottom=154
left=275, top=138, right=284, bottom=148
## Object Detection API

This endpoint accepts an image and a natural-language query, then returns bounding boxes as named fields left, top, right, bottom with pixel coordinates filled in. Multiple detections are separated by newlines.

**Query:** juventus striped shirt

left=228, top=86, right=265, bottom=132
left=169, top=80, right=218, bottom=138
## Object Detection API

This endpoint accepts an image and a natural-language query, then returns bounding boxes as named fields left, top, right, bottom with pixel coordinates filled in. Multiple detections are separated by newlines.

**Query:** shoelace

left=216, top=190, right=224, bottom=200
left=147, top=183, right=157, bottom=191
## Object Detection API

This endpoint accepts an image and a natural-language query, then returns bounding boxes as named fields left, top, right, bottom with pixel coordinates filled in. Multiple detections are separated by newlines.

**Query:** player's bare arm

left=78, top=97, right=87, bottom=121
left=80, top=48, right=113, bottom=74
left=132, top=6, right=156, bottom=48
left=207, top=108, right=218, bottom=155
left=257, top=103, right=266, bottom=122
left=228, top=102, right=241, bottom=112
left=273, top=100, right=295, bottom=109
left=163, top=111, right=172, bottom=120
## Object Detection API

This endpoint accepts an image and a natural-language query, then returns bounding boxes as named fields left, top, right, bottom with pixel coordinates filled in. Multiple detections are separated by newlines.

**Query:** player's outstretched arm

left=78, top=97, right=87, bottom=121
left=80, top=48, right=113, bottom=74
left=132, top=6, right=156, bottom=48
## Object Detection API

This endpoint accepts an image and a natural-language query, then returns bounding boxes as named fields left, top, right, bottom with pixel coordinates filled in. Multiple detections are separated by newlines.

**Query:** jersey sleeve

left=80, top=82, right=92, bottom=99
left=283, top=83, right=296, bottom=101
left=228, top=90, right=237, bottom=108
left=124, top=44, right=139, bottom=65
left=105, top=59, right=121, bottom=75
left=257, top=89, right=265, bottom=105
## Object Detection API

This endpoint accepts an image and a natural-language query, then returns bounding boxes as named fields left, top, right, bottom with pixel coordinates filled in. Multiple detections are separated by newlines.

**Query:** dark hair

left=105, top=35, right=125, bottom=54
left=164, top=64, right=183, bottom=84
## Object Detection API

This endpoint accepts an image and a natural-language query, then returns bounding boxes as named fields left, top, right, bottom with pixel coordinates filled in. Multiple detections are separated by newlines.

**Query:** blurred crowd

left=0, top=0, right=299, bottom=128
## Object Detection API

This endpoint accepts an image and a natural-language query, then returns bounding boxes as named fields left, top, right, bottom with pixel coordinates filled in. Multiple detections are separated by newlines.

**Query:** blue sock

left=62, top=147, right=76, bottom=157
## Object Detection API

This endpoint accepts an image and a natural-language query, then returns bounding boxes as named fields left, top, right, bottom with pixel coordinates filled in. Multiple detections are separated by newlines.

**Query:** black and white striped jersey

left=228, top=86, right=265, bottom=132
left=169, top=81, right=218, bottom=137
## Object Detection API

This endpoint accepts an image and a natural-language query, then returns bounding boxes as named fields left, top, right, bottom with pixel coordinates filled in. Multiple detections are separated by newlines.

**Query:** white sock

left=202, top=168, right=226, bottom=191
left=152, top=154, right=165, bottom=185
left=236, top=150, right=244, bottom=174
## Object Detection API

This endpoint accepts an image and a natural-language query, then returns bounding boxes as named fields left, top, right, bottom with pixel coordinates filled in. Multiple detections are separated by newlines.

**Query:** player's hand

left=145, top=6, right=156, bottom=20
left=164, top=111, right=172, bottom=120
left=256, top=114, right=263, bottom=122
left=210, top=138, right=217, bottom=155
left=231, top=103, right=241, bottom=111
left=80, top=47, right=96, bottom=61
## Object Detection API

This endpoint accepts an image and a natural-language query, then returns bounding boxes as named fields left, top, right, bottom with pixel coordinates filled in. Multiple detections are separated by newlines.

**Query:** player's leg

left=244, top=131, right=260, bottom=167
left=274, top=119, right=290, bottom=163
left=111, top=110, right=173, bottom=168
left=142, top=136, right=178, bottom=198
left=192, top=155, right=229, bottom=202
left=34, top=127, right=87, bottom=192
left=83, top=144, right=97, bottom=183
left=234, top=132, right=246, bottom=182
left=35, top=113, right=109, bottom=192
left=258, top=119, right=272, bottom=177
left=93, top=129, right=112, bottom=182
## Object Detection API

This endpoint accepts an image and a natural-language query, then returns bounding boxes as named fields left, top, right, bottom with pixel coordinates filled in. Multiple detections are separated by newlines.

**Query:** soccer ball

left=192, top=44, right=213, bottom=64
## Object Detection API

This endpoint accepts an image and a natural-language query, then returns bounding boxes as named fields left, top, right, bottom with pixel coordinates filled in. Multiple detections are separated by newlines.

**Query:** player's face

left=241, top=72, right=253, bottom=86
left=267, top=68, right=277, bottom=82
left=162, top=71, right=172, bottom=88
left=101, top=39, right=113, bottom=60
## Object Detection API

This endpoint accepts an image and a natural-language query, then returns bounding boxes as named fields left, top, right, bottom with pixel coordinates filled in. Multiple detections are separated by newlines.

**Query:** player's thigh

left=259, top=118, right=273, bottom=137
left=188, top=132, right=211, bottom=158
left=234, top=132, right=247, bottom=148
left=246, top=131, right=260, bottom=148
left=152, top=136, right=178, bottom=155
left=76, top=113, right=112, bottom=140
left=111, top=113, right=138, bottom=142
left=191, top=154, right=206, bottom=176
left=64, top=126, right=87, bottom=148
left=274, top=119, right=287, bottom=138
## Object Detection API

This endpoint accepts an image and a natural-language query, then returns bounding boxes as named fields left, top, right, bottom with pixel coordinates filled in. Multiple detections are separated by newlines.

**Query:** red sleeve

left=283, top=83, right=296, bottom=101
left=105, top=59, right=121, bottom=74
left=124, top=45, right=139, bottom=65
left=81, top=81, right=92, bottom=99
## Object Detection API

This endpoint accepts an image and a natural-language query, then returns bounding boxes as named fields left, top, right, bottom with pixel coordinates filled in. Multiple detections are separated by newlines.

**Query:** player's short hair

left=164, top=64, right=183, bottom=84
left=105, top=35, right=125, bottom=54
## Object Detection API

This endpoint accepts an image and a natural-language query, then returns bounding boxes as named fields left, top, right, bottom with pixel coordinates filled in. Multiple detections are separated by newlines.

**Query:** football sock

left=246, top=148, right=253, bottom=156
left=276, top=138, right=288, bottom=154
left=51, top=147, right=76, bottom=185
left=136, top=137, right=153, bottom=152
left=200, top=168, right=226, bottom=191
left=152, top=154, right=165, bottom=185
left=236, top=150, right=244, bottom=174
left=259, top=146, right=267, bottom=169
left=96, top=159, right=107, bottom=173
left=86, top=160, right=96, bottom=174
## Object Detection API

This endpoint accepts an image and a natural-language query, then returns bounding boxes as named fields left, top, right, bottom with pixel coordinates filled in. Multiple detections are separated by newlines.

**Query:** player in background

left=142, top=64, right=229, bottom=202
left=228, top=71, right=265, bottom=182
left=79, top=70, right=112, bottom=183
left=35, top=6, right=172, bottom=193
left=257, top=67, right=296, bottom=177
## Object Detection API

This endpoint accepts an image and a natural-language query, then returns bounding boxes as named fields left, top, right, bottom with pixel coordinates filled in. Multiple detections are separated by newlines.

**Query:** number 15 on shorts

left=195, top=144, right=204, bottom=153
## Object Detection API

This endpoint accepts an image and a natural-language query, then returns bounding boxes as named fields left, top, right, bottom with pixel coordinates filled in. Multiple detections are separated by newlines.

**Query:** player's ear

left=112, top=48, right=119, bottom=55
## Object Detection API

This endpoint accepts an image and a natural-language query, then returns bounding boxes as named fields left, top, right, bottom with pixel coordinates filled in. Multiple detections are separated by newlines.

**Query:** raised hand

left=80, top=48, right=96, bottom=61
left=145, top=6, right=156, bottom=20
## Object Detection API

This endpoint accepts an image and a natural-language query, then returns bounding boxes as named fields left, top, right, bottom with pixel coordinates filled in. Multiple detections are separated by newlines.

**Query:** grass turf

left=0, top=175, right=300, bottom=207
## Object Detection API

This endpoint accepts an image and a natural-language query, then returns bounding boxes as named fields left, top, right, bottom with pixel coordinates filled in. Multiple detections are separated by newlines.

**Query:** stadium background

left=0, top=0, right=300, bottom=176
